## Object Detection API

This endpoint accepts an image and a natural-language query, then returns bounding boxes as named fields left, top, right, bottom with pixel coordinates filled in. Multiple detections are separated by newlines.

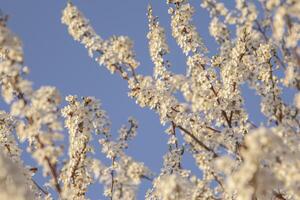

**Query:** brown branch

left=200, top=64, right=233, bottom=128
left=4, top=143, right=49, bottom=196
left=171, top=121, right=179, bottom=149
left=35, top=135, right=62, bottom=194
left=114, top=65, right=129, bottom=81
left=255, top=20, right=286, bottom=69
left=94, top=47, right=223, bottom=157
left=247, top=120, right=258, bottom=128
left=212, top=172, right=224, bottom=191
left=7, top=84, right=62, bottom=196
left=110, top=157, right=116, bottom=200
left=170, top=106, right=221, bottom=133
left=222, top=110, right=232, bottom=128
left=176, top=125, right=218, bottom=158
left=32, top=179, right=49, bottom=195
left=129, top=65, right=139, bottom=83
left=273, top=191, right=287, bottom=200
left=69, top=141, right=88, bottom=184
left=1, top=74, right=63, bottom=195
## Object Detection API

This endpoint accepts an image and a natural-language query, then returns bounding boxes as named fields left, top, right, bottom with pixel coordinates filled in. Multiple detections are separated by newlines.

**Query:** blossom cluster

left=61, top=3, right=139, bottom=77
left=0, top=0, right=299, bottom=199
left=96, top=117, right=151, bottom=199
left=0, top=22, right=63, bottom=196
left=62, top=0, right=300, bottom=199
left=168, top=3, right=207, bottom=55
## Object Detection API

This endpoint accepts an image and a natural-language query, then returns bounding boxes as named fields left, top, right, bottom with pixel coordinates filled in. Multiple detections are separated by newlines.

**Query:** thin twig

left=32, top=179, right=49, bottom=195
left=110, top=157, right=116, bottom=200
left=176, top=125, right=218, bottom=158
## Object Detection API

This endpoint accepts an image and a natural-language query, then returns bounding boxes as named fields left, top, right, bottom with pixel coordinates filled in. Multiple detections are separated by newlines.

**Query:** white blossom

left=169, top=3, right=207, bottom=55
left=147, top=5, right=171, bottom=79
left=62, top=3, right=139, bottom=76
left=98, top=36, right=139, bottom=73
left=148, top=173, right=197, bottom=200
left=0, top=0, right=299, bottom=199
left=61, top=95, right=109, bottom=200
left=0, top=152, right=35, bottom=200
left=61, top=3, right=103, bottom=57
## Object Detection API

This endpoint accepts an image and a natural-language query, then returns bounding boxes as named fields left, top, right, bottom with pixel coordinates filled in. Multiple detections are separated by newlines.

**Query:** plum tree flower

left=61, top=1, right=300, bottom=199
left=0, top=0, right=300, bottom=199
left=0, top=152, right=36, bottom=200
left=168, top=2, right=207, bottom=55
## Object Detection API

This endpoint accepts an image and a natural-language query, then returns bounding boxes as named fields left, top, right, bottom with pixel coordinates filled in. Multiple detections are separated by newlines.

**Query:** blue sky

left=0, top=0, right=270, bottom=199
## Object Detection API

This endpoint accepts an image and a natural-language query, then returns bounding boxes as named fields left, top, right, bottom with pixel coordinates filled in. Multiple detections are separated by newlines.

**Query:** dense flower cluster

left=147, top=5, right=171, bottom=79
left=61, top=3, right=139, bottom=77
left=61, top=3, right=103, bottom=58
left=61, top=0, right=300, bottom=199
left=216, top=127, right=300, bottom=200
left=0, top=0, right=300, bottom=199
left=168, top=3, right=207, bottom=55
left=0, top=22, right=64, bottom=196
left=0, top=17, right=146, bottom=199
left=95, top=117, right=151, bottom=199
left=0, top=111, right=41, bottom=198
left=60, top=96, right=108, bottom=200
left=98, top=36, right=140, bottom=74
left=0, top=152, right=35, bottom=200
